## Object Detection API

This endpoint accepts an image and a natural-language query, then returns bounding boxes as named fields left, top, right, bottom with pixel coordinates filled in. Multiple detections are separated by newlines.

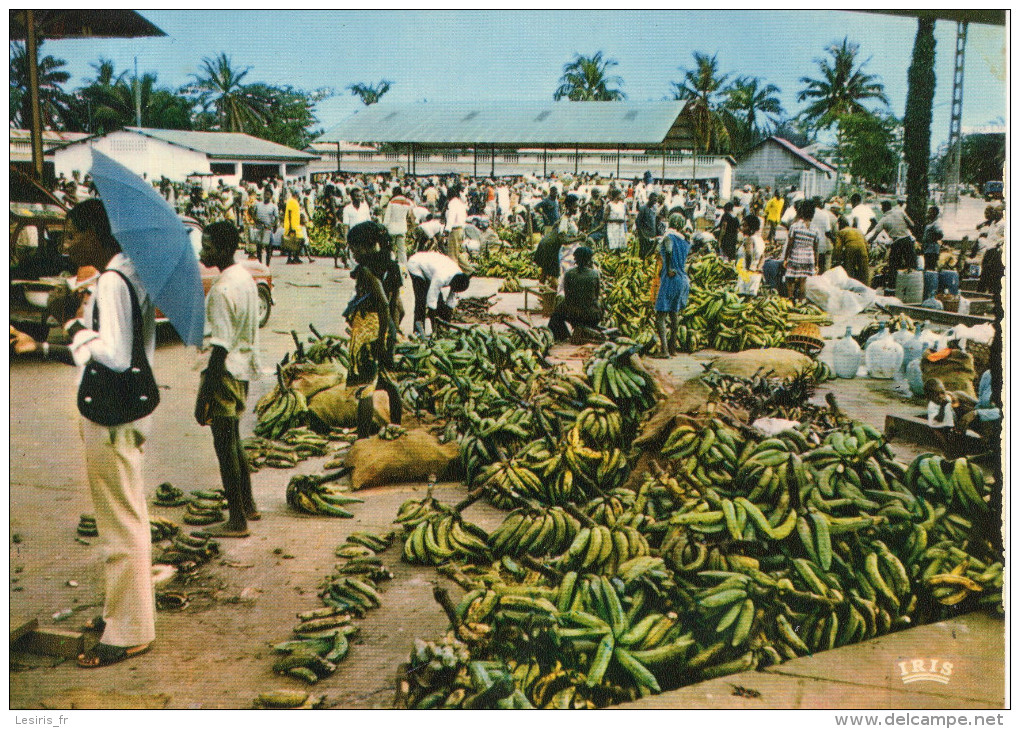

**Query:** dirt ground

left=8, top=215, right=995, bottom=709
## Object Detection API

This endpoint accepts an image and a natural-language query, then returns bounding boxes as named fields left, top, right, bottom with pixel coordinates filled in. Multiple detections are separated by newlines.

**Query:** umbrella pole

left=25, top=10, right=45, bottom=181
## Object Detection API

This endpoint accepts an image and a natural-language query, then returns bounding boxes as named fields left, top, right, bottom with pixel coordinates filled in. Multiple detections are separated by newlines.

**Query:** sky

left=36, top=10, right=1008, bottom=149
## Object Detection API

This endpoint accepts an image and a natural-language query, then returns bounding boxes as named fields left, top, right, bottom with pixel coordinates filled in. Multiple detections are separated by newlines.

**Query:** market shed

left=734, top=136, right=837, bottom=199
left=317, top=101, right=733, bottom=196
left=49, top=127, right=319, bottom=186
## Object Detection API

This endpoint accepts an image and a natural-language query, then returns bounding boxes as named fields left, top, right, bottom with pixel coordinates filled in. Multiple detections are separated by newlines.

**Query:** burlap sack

left=308, top=384, right=390, bottom=429
left=285, top=361, right=347, bottom=400
left=920, top=349, right=977, bottom=399
left=710, top=348, right=814, bottom=379
left=345, top=428, right=461, bottom=490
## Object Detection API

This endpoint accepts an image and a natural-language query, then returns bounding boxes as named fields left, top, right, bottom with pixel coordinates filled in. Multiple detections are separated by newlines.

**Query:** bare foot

left=203, top=522, right=250, bottom=538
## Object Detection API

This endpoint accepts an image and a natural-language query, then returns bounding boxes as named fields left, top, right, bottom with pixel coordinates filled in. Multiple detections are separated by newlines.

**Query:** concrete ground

left=9, top=234, right=1004, bottom=710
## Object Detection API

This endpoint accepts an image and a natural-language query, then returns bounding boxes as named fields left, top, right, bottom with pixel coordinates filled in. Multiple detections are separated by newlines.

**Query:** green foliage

left=797, top=38, right=889, bottom=130
left=723, top=76, right=784, bottom=155
left=933, top=134, right=1005, bottom=188
left=838, top=112, right=901, bottom=190
left=347, top=80, right=392, bottom=105
left=670, top=52, right=731, bottom=153
left=554, top=52, right=626, bottom=101
left=9, top=40, right=72, bottom=129
left=65, top=61, right=192, bottom=134
left=246, top=83, right=322, bottom=149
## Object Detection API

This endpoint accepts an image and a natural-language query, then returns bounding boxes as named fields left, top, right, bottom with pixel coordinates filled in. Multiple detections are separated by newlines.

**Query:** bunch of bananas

left=272, top=617, right=358, bottom=684
left=320, top=573, right=384, bottom=617
left=556, top=523, right=651, bottom=574
left=149, top=516, right=179, bottom=543
left=396, top=634, right=477, bottom=709
left=377, top=423, right=408, bottom=441
left=153, top=482, right=187, bottom=507
left=402, top=510, right=491, bottom=565
left=76, top=514, right=98, bottom=538
left=285, top=474, right=363, bottom=517
left=471, top=247, right=540, bottom=280
left=154, top=530, right=220, bottom=566
left=254, top=365, right=309, bottom=440
left=183, top=489, right=226, bottom=526
left=498, top=274, right=523, bottom=293
left=586, top=340, right=658, bottom=420
left=596, top=250, right=655, bottom=341
left=394, top=491, right=443, bottom=530
left=242, top=437, right=305, bottom=470
left=279, top=426, right=331, bottom=457
left=906, top=454, right=989, bottom=517
left=488, top=506, right=581, bottom=558
left=919, top=542, right=1003, bottom=611
left=253, top=690, right=321, bottom=709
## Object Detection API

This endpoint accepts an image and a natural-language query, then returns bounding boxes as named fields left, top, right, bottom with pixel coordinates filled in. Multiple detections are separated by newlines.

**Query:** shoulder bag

left=77, top=269, right=160, bottom=426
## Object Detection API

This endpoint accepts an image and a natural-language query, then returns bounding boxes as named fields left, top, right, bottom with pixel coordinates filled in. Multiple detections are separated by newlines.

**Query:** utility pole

left=944, top=21, right=968, bottom=210
left=134, top=56, right=142, bottom=127
left=25, top=10, right=44, bottom=179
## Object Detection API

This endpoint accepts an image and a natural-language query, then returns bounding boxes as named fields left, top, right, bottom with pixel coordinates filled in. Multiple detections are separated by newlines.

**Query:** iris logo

left=897, top=658, right=954, bottom=685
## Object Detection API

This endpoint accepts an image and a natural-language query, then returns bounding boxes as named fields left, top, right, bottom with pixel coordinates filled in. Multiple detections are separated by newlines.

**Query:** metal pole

left=945, top=21, right=968, bottom=208
left=543, top=148, right=547, bottom=177
left=661, top=149, right=666, bottom=181
left=336, top=142, right=341, bottom=173
left=575, top=144, right=579, bottom=175
left=473, top=147, right=477, bottom=178
left=134, top=56, right=142, bottom=127
left=491, top=144, right=495, bottom=177
left=616, top=146, right=621, bottom=179
left=25, top=10, right=44, bottom=180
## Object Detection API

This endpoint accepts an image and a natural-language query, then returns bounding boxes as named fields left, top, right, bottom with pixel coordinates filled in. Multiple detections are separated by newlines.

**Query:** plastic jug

left=865, top=321, right=888, bottom=349
left=832, top=326, right=863, bottom=379
left=906, top=357, right=926, bottom=397
left=866, top=329, right=904, bottom=379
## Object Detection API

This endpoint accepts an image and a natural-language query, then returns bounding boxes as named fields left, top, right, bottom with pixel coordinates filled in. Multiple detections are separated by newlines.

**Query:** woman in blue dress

left=653, top=213, right=691, bottom=358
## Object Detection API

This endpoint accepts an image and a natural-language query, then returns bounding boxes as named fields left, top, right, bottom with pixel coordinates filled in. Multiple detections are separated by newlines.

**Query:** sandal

left=77, top=642, right=151, bottom=668
left=82, top=615, right=106, bottom=634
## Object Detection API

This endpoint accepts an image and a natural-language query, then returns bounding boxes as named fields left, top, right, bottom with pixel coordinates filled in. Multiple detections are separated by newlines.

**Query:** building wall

left=54, top=131, right=210, bottom=182
left=310, top=149, right=733, bottom=198
left=734, top=141, right=835, bottom=199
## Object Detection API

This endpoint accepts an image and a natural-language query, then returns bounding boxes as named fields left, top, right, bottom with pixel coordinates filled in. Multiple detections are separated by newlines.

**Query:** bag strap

left=90, top=268, right=146, bottom=366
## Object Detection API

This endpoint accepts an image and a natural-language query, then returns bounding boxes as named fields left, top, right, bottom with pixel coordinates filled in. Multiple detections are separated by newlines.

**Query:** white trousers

left=80, top=417, right=156, bottom=647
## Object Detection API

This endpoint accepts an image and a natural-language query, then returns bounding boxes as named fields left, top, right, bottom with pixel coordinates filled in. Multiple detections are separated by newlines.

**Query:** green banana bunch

left=907, top=454, right=989, bottom=516
left=155, top=530, right=220, bottom=566
left=76, top=514, right=98, bottom=538
left=280, top=426, right=331, bottom=457
left=182, top=490, right=225, bottom=525
left=557, top=522, right=651, bottom=575
left=402, top=511, right=491, bottom=565
left=254, top=365, right=309, bottom=440
left=272, top=623, right=358, bottom=684
left=285, top=474, right=363, bottom=517
left=149, top=516, right=179, bottom=543
left=487, top=506, right=581, bottom=558
left=153, top=482, right=187, bottom=507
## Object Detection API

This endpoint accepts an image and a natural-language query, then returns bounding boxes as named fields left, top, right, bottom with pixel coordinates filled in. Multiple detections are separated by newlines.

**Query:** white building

left=734, top=136, right=837, bottom=199
left=50, top=127, right=319, bottom=186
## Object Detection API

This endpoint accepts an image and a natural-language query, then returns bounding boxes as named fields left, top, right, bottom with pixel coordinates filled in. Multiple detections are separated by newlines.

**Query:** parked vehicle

left=983, top=180, right=1003, bottom=201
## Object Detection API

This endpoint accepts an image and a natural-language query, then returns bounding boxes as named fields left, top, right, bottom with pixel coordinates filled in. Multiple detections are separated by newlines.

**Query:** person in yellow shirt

left=282, top=189, right=305, bottom=264
left=833, top=217, right=870, bottom=285
left=763, top=189, right=784, bottom=243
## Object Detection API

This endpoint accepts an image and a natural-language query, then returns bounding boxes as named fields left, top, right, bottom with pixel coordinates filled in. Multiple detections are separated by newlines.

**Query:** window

left=210, top=162, right=236, bottom=176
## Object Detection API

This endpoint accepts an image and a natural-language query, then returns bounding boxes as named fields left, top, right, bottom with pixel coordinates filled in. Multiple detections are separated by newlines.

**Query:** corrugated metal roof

left=317, top=101, right=695, bottom=150
left=125, top=128, right=318, bottom=161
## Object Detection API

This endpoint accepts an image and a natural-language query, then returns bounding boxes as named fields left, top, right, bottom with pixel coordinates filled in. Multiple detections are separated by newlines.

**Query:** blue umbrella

left=89, top=149, right=205, bottom=346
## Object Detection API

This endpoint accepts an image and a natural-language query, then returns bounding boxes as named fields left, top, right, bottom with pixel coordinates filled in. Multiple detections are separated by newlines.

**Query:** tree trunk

left=903, top=18, right=937, bottom=237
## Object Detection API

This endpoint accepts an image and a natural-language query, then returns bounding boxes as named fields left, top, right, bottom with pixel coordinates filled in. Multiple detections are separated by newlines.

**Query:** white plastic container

left=832, top=326, right=863, bottom=379
left=865, top=330, right=905, bottom=379
left=906, top=356, right=926, bottom=397
left=865, top=321, right=888, bottom=348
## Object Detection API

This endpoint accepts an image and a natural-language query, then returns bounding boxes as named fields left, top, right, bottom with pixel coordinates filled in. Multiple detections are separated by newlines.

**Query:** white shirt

left=418, top=219, right=444, bottom=240
left=412, top=205, right=431, bottom=223
left=851, top=203, right=877, bottom=233
left=203, top=262, right=261, bottom=382
left=406, top=251, right=462, bottom=310
left=496, top=186, right=511, bottom=212
left=383, top=195, right=414, bottom=236
left=445, top=196, right=468, bottom=230
left=747, top=234, right=766, bottom=271
left=69, top=254, right=156, bottom=382
left=811, top=208, right=836, bottom=254
left=342, top=202, right=371, bottom=229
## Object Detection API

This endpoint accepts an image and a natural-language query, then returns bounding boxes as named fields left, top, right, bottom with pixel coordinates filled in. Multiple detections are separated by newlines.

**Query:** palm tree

left=188, top=53, right=266, bottom=132
left=724, top=76, right=784, bottom=152
left=9, top=40, right=72, bottom=129
left=669, top=52, right=731, bottom=153
left=347, top=80, right=392, bottom=105
left=903, top=19, right=936, bottom=234
left=553, top=52, right=626, bottom=101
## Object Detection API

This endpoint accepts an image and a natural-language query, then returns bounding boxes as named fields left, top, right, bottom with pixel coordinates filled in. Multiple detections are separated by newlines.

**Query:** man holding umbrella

left=11, top=198, right=159, bottom=668
left=12, top=151, right=206, bottom=668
